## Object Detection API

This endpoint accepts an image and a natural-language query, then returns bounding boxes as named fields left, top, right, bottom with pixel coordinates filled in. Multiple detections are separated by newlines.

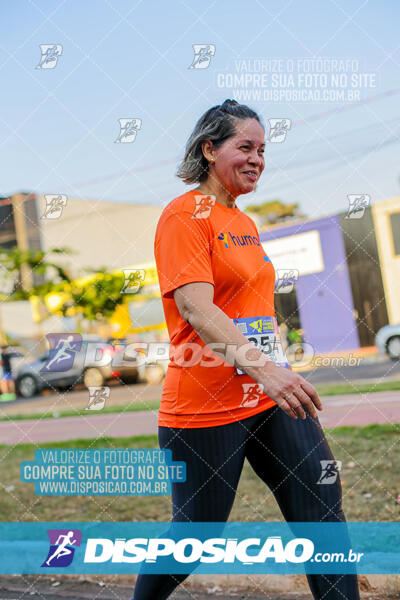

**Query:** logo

left=84, top=535, right=314, bottom=564
left=41, top=195, right=67, bottom=219
left=267, top=119, right=291, bottom=143
left=188, top=44, right=216, bottom=69
left=240, top=383, right=264, bottom=408
left=40, top=334, right=82, bottom=373
left=218, top=232, right=229, bottom=248
left=249, top=318, right=274, bottom=334
left=115, top=118, right=142, bottom=143
left=42, top=529, right=82, bottom=567
left=86, top=386, right=110, bottom=410
left=345, top=194, right=370, bottom=219
left=36, top=44, right=63, bottom=69
left=192, top=194, right=216, bottom=218
left=317, top=460, right=342, bottom=485
left=217, top=231, right=260, bottom=249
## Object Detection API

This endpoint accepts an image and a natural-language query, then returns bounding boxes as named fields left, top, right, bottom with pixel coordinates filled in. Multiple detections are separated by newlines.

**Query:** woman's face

left=210, top=118, right=265, bottom=196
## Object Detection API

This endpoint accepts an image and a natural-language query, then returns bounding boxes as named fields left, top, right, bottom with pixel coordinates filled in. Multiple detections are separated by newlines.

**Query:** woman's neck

left=195, top=181, right=238, bottom=209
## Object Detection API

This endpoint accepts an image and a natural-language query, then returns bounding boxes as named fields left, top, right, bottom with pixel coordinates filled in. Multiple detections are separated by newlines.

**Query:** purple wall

left=260, top=216, right=360, bottom=353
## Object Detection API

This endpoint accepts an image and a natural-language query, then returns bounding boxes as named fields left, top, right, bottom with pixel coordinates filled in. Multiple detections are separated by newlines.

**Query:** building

left=260, top=198, right=398, bottom=353
left=371, top=196, right=400, bottom=325
left=38, top=194, right=162, bottom=276
left=0, top=193, right=162, bottom=345
left=1, top=192, right=399, bottom=352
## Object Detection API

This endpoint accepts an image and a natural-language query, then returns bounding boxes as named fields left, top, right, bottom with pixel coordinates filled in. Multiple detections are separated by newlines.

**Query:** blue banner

left=0, top=522, right=399, bottom=574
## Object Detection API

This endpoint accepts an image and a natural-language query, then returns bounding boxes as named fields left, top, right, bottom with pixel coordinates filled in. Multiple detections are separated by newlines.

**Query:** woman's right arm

left=173, top=281, right=322, bottom=420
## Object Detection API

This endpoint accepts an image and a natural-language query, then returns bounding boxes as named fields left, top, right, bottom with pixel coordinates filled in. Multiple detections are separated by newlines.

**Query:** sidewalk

left=1, top=390, right=399, bottom=445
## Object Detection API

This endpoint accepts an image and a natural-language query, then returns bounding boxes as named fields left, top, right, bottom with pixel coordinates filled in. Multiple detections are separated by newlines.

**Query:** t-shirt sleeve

left=155, top=212, right=214, bottom=299
left=246, top=214, right=261, bottom=241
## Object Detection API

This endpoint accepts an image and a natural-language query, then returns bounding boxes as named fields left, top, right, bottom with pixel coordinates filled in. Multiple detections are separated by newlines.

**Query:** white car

left=137, top=357, right=168, bottom=385
left=375, top=324, right=400, bottom=360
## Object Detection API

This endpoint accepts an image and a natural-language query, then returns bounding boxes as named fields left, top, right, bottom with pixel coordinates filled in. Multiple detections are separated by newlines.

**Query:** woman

left=0, top=345, right=17, bottom=401
left=132, top=99, right=360, bottom=599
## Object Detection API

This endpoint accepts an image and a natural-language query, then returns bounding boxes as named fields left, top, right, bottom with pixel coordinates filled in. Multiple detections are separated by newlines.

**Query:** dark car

left=15, top=336, right=138, bottom=398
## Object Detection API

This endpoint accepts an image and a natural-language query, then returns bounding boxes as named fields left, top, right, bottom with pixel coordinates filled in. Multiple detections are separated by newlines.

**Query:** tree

left=0, top=246, right=74, bottom=348
left=54, top=268, right=128, bottom=333
left=0, top=246, right=73, bottom=300
left=0, top=246, right=144, bottom=338
left=245, top=200, right=305, bottom=226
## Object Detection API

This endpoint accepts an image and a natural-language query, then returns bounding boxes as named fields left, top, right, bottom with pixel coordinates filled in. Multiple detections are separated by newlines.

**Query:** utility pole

left=12, top=193, right=33, bottom=291
left=11, top=193, right=46, bottom=352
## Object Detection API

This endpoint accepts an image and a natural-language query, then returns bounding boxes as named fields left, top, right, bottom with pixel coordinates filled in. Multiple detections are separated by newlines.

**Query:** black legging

left=132, top=405, right=360, bottom=599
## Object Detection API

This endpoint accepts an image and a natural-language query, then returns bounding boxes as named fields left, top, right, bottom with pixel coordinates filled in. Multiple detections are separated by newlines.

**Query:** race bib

left=233, top=315, right=290, bottom=375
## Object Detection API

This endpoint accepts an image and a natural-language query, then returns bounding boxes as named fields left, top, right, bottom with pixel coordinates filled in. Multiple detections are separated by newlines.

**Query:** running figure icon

left=44, top=335, right=76, bottom=371
left=45, top=531, right=77, bottom=566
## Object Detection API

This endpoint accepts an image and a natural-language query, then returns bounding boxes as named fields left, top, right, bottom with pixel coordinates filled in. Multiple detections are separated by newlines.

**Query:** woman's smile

left=242, top=170, right=258, bottom=182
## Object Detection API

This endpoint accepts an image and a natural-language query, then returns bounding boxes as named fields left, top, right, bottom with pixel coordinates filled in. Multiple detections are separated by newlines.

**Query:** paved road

left=0, top=575, right=394, bottom=600
left=1, top=390, right=399, bottom=445
left=301, top=357, right=400, bottom=384
left=2, top=358, right=400, bottom=418
left=0, top=575, right=315, bottom=600
left=1, top=357, right=399, bottom=418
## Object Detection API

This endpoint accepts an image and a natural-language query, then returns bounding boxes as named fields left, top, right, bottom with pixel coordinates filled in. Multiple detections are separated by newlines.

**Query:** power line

left=72, top=87, right=400, bottom=190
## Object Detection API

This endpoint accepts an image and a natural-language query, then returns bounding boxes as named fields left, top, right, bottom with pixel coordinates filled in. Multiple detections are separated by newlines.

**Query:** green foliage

left=245, top=199, right=304, bottom=225
left=57, top=271, right=127, bottom=321
left=0, top=246, right=73, bottom=300
left=0, top=246, right=129, bottom=325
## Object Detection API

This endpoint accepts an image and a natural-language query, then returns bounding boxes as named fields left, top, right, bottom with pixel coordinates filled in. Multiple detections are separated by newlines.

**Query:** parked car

left=138, top=357, right=168, bottom=385
left=105, top=337, right=139, bottom=383
left=15, top=336, right=138, bottom=398
left=107, top=336, right=168, bottom=385
left=375, top=324, right=400, bottom=360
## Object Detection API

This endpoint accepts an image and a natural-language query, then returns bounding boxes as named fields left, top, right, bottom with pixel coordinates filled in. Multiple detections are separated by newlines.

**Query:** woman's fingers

left=259, top=364, right=323, bottom=420
left=292, top=387, right=318, bottom=419
left=280, top=384, right=319, bottom=420
left=278, top=397, right=300, bottom=420
left=283, top=392, right=306, bottom=420
left=279, top=381, right=321, bottom=420
left=300, top=379, right=323, bottom=411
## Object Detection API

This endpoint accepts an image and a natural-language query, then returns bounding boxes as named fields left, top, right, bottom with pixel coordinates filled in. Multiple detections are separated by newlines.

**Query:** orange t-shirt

left=154, top=189, right=284, bottom=429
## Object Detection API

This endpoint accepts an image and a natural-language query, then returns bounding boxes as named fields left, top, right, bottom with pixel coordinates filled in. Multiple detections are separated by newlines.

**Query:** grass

left=1, top=379, right=399, bottom=422
left=314, top=379, right=400, bottom=396
left=0, top=398, right=161, bottom=421
left=1, top=424, right=399, bottom=522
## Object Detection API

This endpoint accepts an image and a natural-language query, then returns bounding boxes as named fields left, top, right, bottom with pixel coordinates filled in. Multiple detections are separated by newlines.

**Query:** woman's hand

left=172, top=282, right=322, bottom=421
left=255, top=361, right=322, bottom=420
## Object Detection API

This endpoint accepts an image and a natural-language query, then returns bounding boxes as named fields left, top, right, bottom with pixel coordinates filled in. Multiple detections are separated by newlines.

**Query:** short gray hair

left=176, top=99, right=264, bottom=184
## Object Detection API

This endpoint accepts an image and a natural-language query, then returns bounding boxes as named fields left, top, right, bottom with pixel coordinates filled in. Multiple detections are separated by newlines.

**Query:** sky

left=1, top=0, right=400, bottom=222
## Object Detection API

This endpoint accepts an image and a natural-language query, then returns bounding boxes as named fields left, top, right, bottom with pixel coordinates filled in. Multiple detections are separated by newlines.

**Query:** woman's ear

left=201, top=139, right=215, bottom=163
